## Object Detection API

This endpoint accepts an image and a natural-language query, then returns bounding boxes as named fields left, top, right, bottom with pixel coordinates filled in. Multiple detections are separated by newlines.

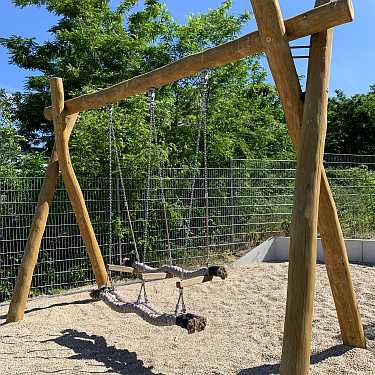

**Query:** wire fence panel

left=1, top=155, right=375, bottom=301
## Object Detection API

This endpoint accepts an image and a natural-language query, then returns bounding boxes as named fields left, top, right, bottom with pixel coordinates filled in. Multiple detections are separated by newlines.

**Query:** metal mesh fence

left=1, top=155, right=375, bottom=301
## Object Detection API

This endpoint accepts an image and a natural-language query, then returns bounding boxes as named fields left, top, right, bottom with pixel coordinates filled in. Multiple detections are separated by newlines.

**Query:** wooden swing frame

left=6, top=0, right=366, bottom=373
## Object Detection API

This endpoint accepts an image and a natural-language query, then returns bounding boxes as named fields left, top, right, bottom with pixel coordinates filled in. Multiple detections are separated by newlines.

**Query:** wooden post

left=50, top=77, right=108, bottom=287
left=318, top=170, right=365, bottom=347
left=313, top=0, right=365, bottom=350
left=6, top=115, right=78, bottom=323
left=250, top=0, right=365, bottom=356
left=280, top=11, right=332, bottom=375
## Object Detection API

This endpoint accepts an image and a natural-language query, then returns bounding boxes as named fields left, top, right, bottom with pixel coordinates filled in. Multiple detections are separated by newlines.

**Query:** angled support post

left=250, top=0, right=365, bottom=372
left=6, top=115, right=78, bottom=323
left=50, top=77, right=108, bottom=288
left=7, top=78, right=109, bottom=323
left=6, top=146, right=60, bottom=322
left=312, top=0, right=365, bottom=351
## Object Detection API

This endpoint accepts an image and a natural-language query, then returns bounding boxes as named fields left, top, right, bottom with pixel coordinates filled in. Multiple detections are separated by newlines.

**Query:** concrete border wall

left=235, top=237, right=375, bottom=266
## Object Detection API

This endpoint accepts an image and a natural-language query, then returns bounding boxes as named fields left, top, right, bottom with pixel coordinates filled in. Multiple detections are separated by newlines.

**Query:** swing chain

left=136, top=280, right=149, bottom=305
left=105, top=101, right=115, bottom=288
left=143, top=89, right=155, bottom=262
left=107, top=104, right=141, bottom=263
left=108, top=104, right=114, bottom=265
left=175, top=288, right=187, bottom=315
left=148, top=88, right=173, bottom=265
left=201, top=70, right=210, bottom=266
left=183, top=70, right=210, bottom=262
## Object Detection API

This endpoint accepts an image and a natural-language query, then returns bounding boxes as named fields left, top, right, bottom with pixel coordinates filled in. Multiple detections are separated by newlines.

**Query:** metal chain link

left=175, top=288, right=187, bottom=315
left=107, top=104, right=114, bottom=266
left=143, top=91, right=155, bottom=262
left=136, top=280, right=149, bottom=305
left=148, top=88, right=173, bottom=265
left=183, top=70, right=210, bottom=265
left=108, top=104, right=140, bottom=263
left=201, top=70, right=210, bottom=265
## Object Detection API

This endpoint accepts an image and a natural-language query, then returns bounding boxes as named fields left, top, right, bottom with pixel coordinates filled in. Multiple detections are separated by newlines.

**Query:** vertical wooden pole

left=280, top=14, right=332, bottom=375
left=250, top=0, right=365, bottom=354
left=50, top=77, right=108, bottom=287
left=6, top=115, right=78, bottom=323
left=314, top=0, right=365, bottom=350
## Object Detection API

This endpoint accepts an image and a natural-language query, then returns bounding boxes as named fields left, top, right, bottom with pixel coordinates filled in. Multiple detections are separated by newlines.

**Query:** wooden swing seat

left=108, top=259, right=227, bottom=288
left=108, top=264, right=174, bottom=281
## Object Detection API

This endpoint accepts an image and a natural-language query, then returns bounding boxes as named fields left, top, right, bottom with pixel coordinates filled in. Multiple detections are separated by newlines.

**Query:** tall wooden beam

left=43, top=0, right=353, bottom=120
left=250, top=0, right=365, bottom=359
left=50, top=78, right=108, bottom=287
left=6, top=115, right=78, bottom=323
left=313, top=0, right=366, bottom=351
left=280, top=6, right=332, bottom=374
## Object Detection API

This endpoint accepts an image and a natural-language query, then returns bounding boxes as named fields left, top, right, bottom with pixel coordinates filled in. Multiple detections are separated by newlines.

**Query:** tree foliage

left=1, top=0, right=293, bottom=176
left=0, top=89, right=47, bottom=176
left=327, top=86, right=375, bottom=155
left=0, top=90, right=23, bottom=176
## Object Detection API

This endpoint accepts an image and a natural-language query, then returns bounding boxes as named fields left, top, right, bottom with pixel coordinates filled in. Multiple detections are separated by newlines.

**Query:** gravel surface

left=1, top=262, right=375, bottom=374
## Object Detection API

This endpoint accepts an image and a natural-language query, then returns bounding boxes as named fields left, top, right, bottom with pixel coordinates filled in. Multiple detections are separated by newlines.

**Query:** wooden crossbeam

left=43, top=0, right=353, bottom=120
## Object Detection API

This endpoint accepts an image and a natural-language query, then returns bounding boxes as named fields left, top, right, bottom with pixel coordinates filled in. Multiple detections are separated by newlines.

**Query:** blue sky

left=0, top=0, right=374, bottom=96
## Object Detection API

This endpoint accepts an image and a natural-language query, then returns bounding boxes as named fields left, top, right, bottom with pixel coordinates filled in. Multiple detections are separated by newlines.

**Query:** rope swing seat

left=90, top=70, right=227, bottom=333
left=90, top=287, right=207, bottom=334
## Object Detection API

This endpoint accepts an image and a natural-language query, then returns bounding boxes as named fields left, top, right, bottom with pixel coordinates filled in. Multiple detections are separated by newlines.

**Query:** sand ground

left=1, top=262, right=375, bottom=374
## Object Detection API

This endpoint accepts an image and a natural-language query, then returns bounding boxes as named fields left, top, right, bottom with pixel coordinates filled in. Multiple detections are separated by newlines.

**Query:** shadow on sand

left=364, top=323, right=375, bottom=341
left=0, top=298, right=94, bottom=322
left=237, top=344, right=353, bottom=375
left=42, top=329, right=164, bottom=375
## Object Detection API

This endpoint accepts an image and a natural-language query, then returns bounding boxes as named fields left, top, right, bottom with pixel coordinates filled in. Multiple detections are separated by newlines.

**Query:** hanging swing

left=114, top=70, right=227, bottom=282
left=91, top=70, right=227, bottom=333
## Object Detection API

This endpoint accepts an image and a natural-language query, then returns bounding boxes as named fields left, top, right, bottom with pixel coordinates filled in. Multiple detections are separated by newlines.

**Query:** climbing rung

left=290, top=45, right=310, bottom=49
left=108, top=264, right=134, bottom=273
left=292, top=55, right=310, bottom=59
left=141, top=272, right=174, bottom=281
left=176, top=275, right=213, bottom=289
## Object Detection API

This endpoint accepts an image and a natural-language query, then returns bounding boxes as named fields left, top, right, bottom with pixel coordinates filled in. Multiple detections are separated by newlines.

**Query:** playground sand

left=1, top=262, right=375, bottom=374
